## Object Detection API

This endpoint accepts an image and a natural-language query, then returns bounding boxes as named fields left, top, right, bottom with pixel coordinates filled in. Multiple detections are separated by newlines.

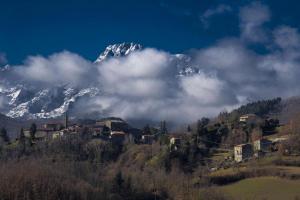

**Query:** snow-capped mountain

left=0, top=42, right=196, bottom=119
left=0, top=43, right=144, bottom=119
left=95, top=42, right=142, bottom=63
left=0, top=83, right=100, bottom=119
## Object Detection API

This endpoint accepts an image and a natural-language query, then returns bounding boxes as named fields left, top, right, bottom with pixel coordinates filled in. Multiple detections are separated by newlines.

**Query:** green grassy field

left=220, top=176, right=300, bottom=200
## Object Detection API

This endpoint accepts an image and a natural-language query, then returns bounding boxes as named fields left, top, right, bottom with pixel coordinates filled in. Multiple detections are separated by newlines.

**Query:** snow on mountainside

left=0, top=83, right=100, bottom=119
left=0, top=65, right=10, bottom=72
left=95, top=42, right=142, bottom=63
left=0, top=42, right=197, bottom=119
left=6, top=87, right=100, bottom=119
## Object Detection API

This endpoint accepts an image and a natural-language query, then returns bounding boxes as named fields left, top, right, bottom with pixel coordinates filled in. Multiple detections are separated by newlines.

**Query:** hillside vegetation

left=0, top=97, right=300, bottom=199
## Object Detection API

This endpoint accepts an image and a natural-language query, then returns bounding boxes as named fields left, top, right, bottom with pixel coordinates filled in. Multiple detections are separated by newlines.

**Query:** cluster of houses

left=22, top=112, right=294, bottom=164
left=234, top=114, right=288, bottom=162
left=23, top=115, right=182, bottom=149
left=26, top=112, right=290, bottom=163
left=24, top=116, right=132, bottom=143
left=234, top=138, right=271, bottom=162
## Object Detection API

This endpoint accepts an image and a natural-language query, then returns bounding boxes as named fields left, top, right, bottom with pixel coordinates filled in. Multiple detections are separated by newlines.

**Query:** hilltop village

left=6, top=98, right=293, bottom=167
left=10, top=112, right=287, bottom=167
left=20, top=115, right=174, bottom=147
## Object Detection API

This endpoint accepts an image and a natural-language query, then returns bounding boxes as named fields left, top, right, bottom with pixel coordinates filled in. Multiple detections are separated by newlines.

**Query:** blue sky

left=0, top=0, right=300, bottom=64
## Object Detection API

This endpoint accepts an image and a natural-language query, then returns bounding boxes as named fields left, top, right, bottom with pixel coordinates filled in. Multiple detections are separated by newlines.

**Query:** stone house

left=96, top=118, right=128, bottom=132
left=170, top=137, right=181, bottom=151
left=52, top=130, right=66, bottom=139
left=253, top=138, right=272, bottom=152
left=239, top=114, right=257, bottom=123
left=110, top=131, right=126, bottom=144
left=234, top=143, right=253, bottom=162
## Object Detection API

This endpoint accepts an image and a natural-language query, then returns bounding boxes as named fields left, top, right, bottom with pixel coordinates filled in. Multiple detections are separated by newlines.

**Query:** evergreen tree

left=196, top=118, right=209, bottom=148
left=19, top=128, right=25, bottom=140
left=19, top=128, right=26, bottom=154
left=200, top=117, right=210, bottom=126
left=143, top=124, right=151, bottom=135
left=0, top=127, right=9, bottom=143
left=196, top=120, right=201, bottom=134
left=160, top=120, right=168, bottom=134
left=187, top=125, right=192, bottom=133
left=29, top=123, right=37, bottom=140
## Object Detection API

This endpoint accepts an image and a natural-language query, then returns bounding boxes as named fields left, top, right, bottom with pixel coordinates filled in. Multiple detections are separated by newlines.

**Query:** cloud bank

left=2, top=2, right=300, bottom=124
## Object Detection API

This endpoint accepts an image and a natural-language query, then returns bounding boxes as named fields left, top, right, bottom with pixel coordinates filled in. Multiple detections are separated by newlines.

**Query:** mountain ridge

left=0, top=42, right=181, bottom=120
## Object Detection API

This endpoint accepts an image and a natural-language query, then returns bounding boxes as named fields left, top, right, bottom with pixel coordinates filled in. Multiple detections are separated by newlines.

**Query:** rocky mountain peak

left=95, top=42, right=142, bottom=63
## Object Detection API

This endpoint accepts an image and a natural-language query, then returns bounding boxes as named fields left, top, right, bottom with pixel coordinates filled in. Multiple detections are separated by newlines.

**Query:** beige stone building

left=96, top=118, right=128, bottom=132
left=253, top=138, right=272, bottom=152
left=239, top=114, right=257, bottom=123
left=234, top=143, right=253, bottom=162
left=170, top=137, right=181, bottom=151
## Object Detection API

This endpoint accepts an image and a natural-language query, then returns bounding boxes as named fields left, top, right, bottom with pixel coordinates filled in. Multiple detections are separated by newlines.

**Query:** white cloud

left=15, top=51, right=96, bottom=87
left=239, top=1, right=270, bottom=42
left=273, top=26, right=300, bottom=50
left=97, top=48, right=174, bottom=98
left=180, top=73, right=230, bottom=105
left=0, top=53, right=7, bottom=65
left=200, top=4, right=232, bottom=28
